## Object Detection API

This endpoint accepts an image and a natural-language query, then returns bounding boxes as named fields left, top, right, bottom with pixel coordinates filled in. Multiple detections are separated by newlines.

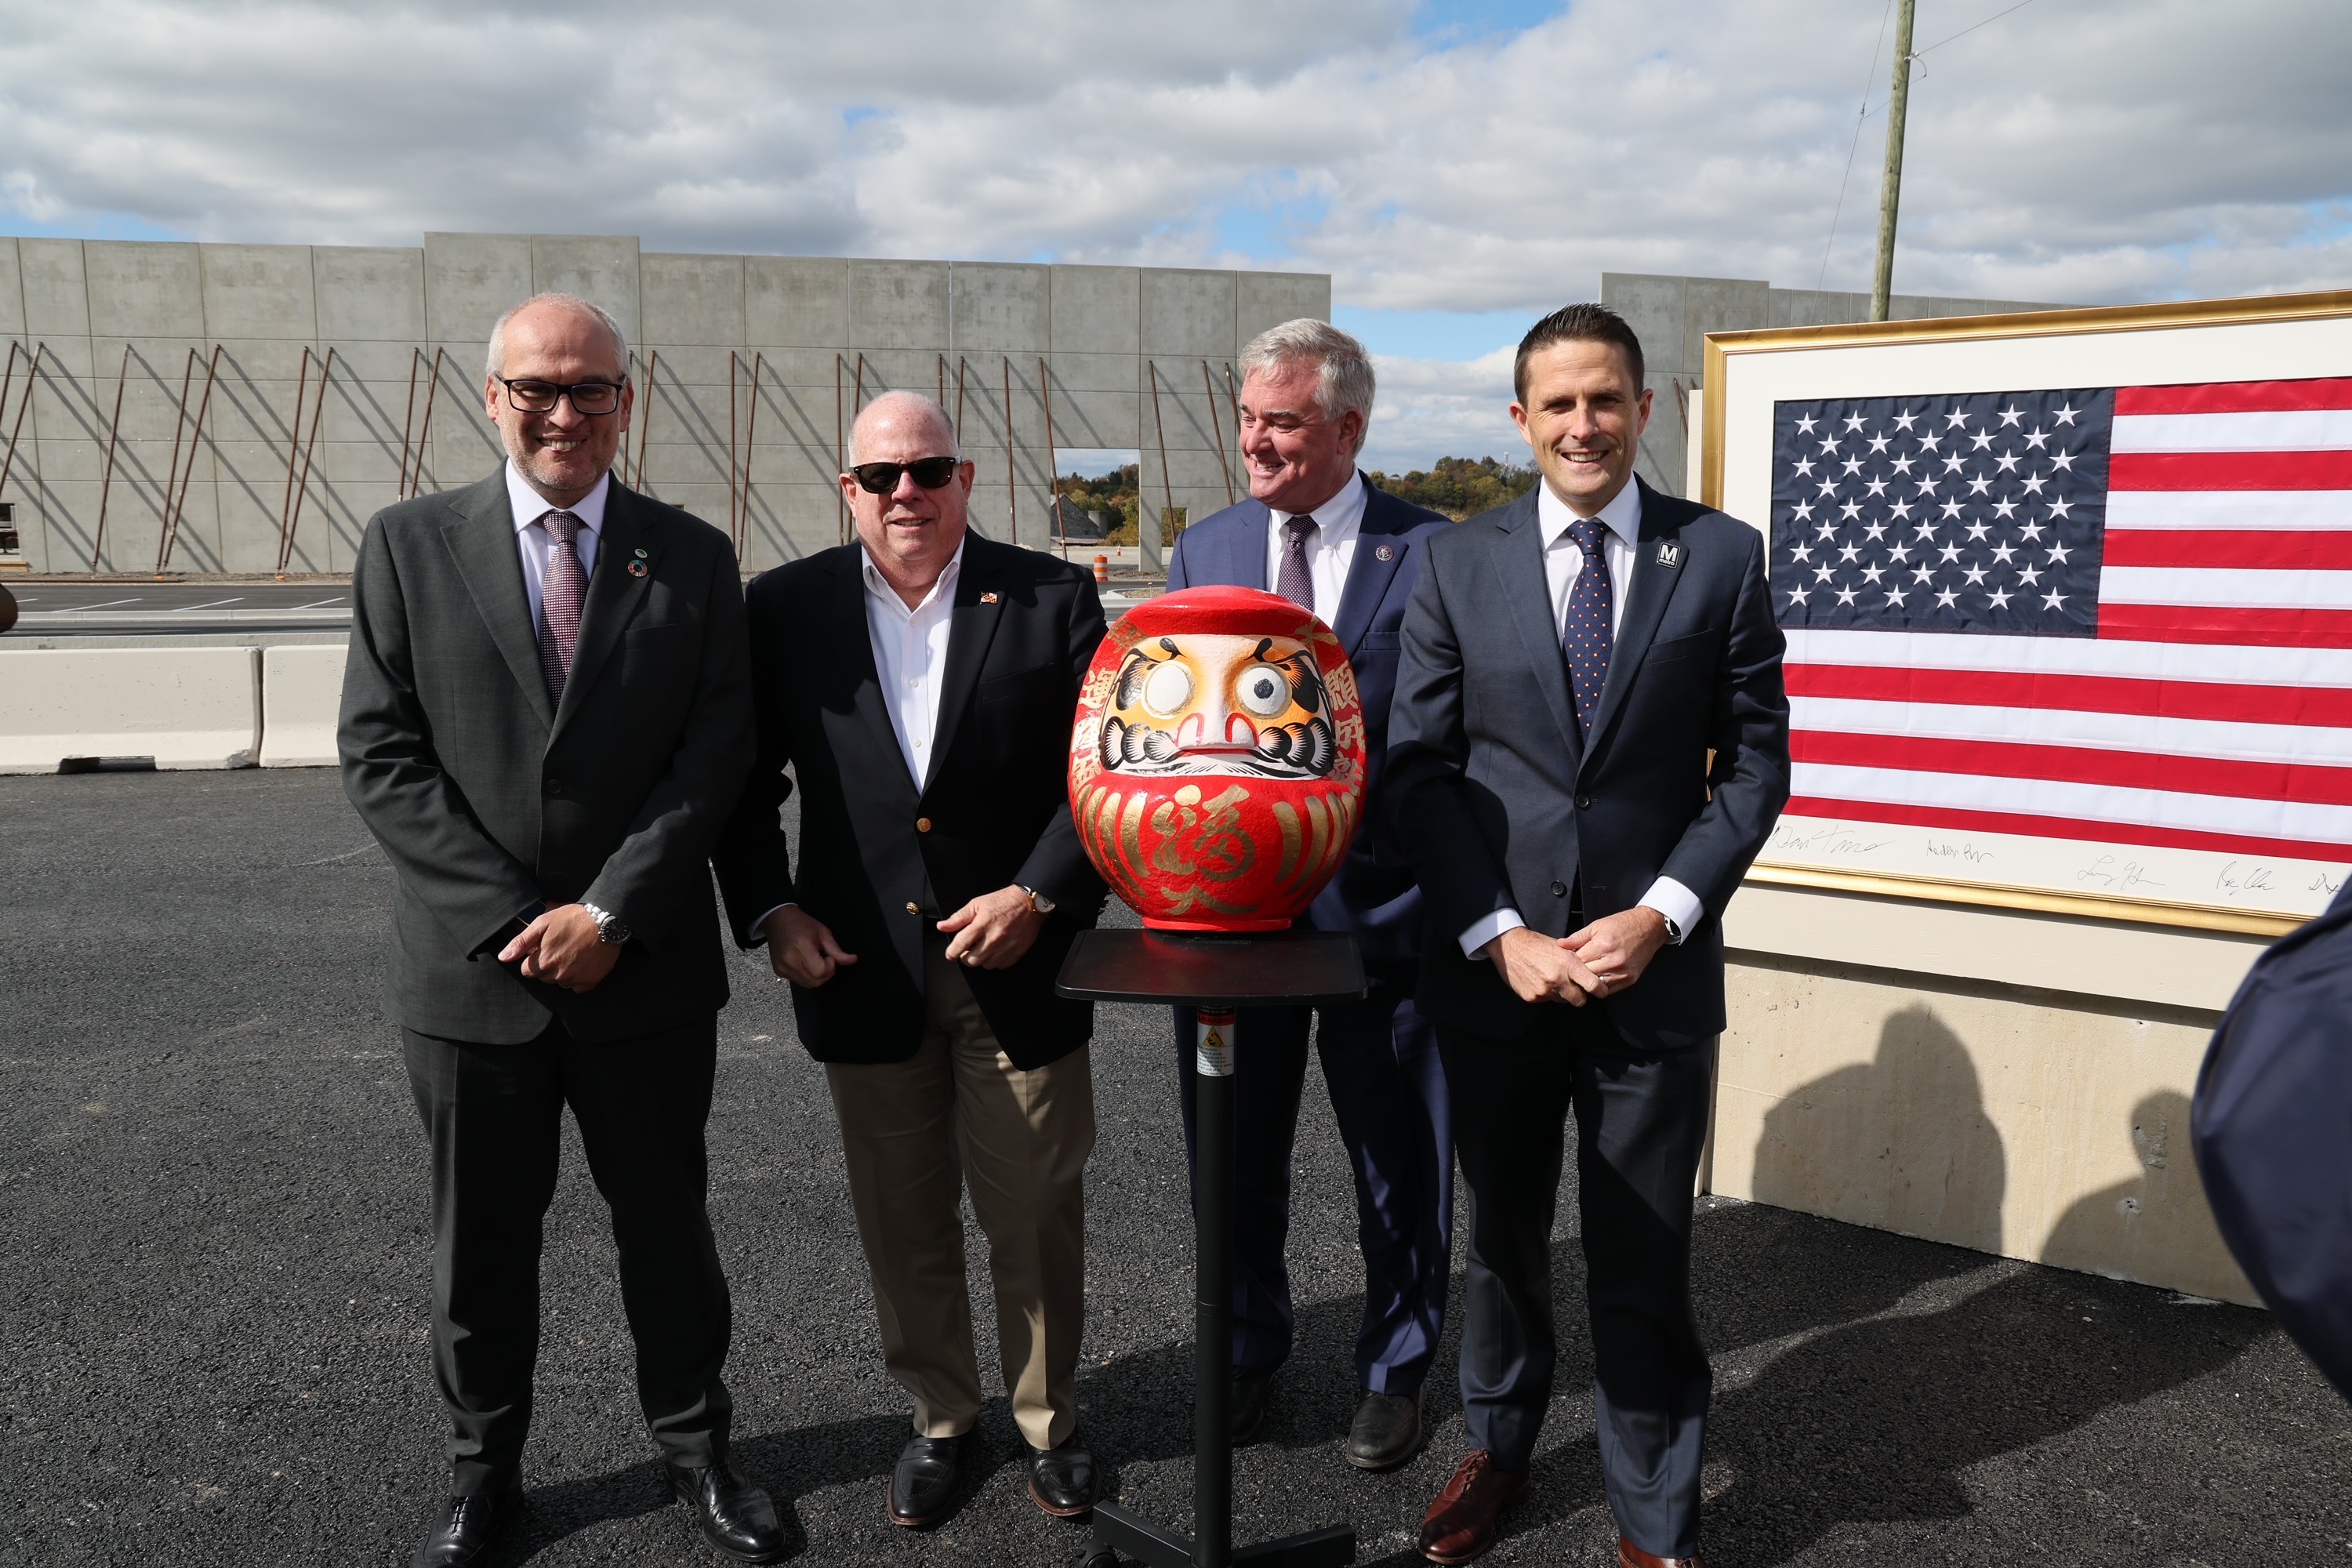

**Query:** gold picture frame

left=1702, top=288, right=2352, bottom=938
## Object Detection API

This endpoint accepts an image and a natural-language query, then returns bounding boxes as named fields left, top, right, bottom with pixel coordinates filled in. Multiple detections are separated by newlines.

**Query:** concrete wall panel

left=423, top=234, right=533, bottom=350
left=643, top=253, right=745, bottom=348
left=0, top=238, right=25, bottom=337
left=746, top=257, right=849, bottom=347
left=850, top=260, right=950, bottom=350
left=1142, top=269, right=1235, bottom=358
left=85, top=241, right=205, bottom=339
left=952, top=263, right=1050, bottom=354
left=1236, top=270, right=1330, bottom=343
left=1050, top=267, right=1138, bottom=355
left=19, top=241, right=93, bottom=343
left=530, top=234, right=641, bottom=344
left=315, top=248, right=426, bottom=342
left=200, top=245, right=317, bottom=340
left=1605, top=274, right=1691, bottom=374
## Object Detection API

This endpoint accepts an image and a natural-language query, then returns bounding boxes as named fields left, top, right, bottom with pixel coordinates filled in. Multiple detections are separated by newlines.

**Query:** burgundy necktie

left=1276, top=514, right=1318, bottom=612
left=537, top=510, right=586, bottom=704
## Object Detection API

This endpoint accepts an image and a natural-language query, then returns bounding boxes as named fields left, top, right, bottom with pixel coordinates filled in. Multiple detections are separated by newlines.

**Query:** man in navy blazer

left=1389, top=305, right=1788, bottom=1566
left=1163, top=319, right=1454, bottom=1472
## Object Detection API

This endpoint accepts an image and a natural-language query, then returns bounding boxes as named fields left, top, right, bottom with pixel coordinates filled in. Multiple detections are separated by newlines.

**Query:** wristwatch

left=1658, top=912, right=1684, bottom=944
left=583, top=902, right=633, bottom=944
left=1019, top=885, right=1057, bottom=916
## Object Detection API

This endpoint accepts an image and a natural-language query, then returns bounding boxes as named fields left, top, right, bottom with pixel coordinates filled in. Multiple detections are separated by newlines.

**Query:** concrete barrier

left=1712, top=881, right=2266, bottom=1305
left=0, top=646, right=260, bottom=771
left=259, top=644, right=348, bottom=768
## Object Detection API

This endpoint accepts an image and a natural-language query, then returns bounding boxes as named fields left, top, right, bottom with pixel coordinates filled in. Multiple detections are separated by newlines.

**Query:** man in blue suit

left=1163, top=319, right=1454, bottom=1472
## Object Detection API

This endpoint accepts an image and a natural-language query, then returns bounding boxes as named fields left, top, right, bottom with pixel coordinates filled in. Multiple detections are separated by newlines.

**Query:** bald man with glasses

left=716, top=390, right=1110, bottom=1530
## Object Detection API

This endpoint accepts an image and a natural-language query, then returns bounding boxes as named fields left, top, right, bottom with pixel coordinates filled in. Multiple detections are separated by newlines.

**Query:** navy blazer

left=1167, top=477, right=1450, bottom=978
left=1387, top=477, right=1791, bottom=1047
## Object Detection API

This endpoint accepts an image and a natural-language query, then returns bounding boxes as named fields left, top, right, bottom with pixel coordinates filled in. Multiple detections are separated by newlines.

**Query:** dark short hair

left=1513, top=303, right=1645, bottom=405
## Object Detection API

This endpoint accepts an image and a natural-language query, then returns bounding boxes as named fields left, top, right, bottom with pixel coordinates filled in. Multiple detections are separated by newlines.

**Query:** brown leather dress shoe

left=1618, top=1537, right=1707, bottom=1568
left=1418, top=1450, right=1530, bottom=1564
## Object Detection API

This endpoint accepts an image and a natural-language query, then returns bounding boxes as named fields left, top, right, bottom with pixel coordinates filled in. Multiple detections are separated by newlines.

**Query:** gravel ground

left=2, top=767, right=2346, bottom=1566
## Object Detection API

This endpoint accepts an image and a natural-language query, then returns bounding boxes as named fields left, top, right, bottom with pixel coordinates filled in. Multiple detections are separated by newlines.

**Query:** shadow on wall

left=1749, top=1003, right=2006, bottom=1256
left=2041, top=1090, right=2233, bottom=1295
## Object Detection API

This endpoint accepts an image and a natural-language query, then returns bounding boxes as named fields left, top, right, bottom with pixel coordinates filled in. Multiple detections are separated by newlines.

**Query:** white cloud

left=2, top=0, right=2347, bottom=462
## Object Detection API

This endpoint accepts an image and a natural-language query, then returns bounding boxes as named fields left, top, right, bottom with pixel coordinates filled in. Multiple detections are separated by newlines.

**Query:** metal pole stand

left=1057, top=928, right=1363, bottom=1568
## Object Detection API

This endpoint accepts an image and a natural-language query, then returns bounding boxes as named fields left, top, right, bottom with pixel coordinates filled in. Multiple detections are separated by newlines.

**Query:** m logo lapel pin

left=1656, top=540, right=1683, bottom=569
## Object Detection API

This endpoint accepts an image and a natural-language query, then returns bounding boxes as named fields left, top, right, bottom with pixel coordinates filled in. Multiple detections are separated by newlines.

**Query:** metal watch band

left=583, top=902, right=632, bottom=944
left=1020, top=884, right=1057, bottom=916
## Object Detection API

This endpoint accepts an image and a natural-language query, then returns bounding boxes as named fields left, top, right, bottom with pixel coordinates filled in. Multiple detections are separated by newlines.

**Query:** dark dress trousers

left=1163, top=480, right=1457, bottom=1394
left=339, top=468, right=755, bottom=1493
left=2194, top=880, right=2352, bottom=1402
left=1388, top=477, right=1789, bottom=1557
left=713, top=533, right=1108, bottom=1064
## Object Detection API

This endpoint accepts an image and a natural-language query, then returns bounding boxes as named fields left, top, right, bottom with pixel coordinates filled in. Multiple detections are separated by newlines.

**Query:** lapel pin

left=980, top=591, right=1000, bottom=604
left=1374, top=543, right=1396, bottom=561
left=633, top=546, right=648, bottom=558
left=627, top=560, right=648, bottom=578
left=1657, top=540, right=1683, bottom=568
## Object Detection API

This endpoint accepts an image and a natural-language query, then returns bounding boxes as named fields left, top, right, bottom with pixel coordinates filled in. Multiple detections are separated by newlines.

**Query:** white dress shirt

left=505, top=461, right=608, bottom=640
left=749, top=542, right=966, bottom=945
left=1264, top=471, right=1366, bottom=614
left=1457, top=478, right=1706, bottom=959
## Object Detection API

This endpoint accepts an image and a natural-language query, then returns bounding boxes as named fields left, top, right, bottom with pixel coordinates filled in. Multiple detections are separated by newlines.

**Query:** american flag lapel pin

left=980, top=591, right=1000, bottom=604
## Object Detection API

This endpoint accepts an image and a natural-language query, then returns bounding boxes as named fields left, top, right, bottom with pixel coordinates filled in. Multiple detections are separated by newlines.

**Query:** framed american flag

left=1702, top=290, right=2352, bottom=937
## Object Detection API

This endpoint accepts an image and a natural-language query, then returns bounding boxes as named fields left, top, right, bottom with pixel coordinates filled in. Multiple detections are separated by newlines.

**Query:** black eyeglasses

left=851, top=456, right=962, bottom=494
left=498, top=377, right=625, bottom=416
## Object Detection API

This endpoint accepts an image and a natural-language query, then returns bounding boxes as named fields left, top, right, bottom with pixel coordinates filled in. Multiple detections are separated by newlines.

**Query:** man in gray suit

left=339, top=293, right=785, bottom=1568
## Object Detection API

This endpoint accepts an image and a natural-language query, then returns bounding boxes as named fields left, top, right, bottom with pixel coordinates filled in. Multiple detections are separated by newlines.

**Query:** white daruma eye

left=1142, top=660, right=1195, bottom=717
left=1236, top=664, right=1291, bottom=717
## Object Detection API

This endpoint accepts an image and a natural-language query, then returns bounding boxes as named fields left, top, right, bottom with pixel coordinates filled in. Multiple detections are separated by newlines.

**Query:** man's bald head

left=848, top=390, right=959, bottom=465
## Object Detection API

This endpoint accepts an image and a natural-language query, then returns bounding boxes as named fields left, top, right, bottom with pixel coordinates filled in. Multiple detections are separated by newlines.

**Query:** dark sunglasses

left=498, top=377, right=624, bottom=416
left=851, top=456, right=961, bottom=494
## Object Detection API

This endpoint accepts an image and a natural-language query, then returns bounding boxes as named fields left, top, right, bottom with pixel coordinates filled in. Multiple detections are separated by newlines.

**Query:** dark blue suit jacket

left=1167, top=477, right=1450, bottom=978
left=2194, top=882, right=2352, bottom=1401
left=1387, top=477, right=1791, bottom=1047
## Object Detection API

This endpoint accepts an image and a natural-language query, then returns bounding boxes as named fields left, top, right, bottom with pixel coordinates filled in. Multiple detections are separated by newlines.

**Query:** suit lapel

left=437, top=472, right=554, bottom=731
left=1229, top=502, right=1271, bottom=591
left=830, top=550, right=920, bottom=802
left=1583, top=478, right=1686, bottom=762
left=1330, top=481, right=1404, bottom=654
left=1493, top=492, right=1581, bottom=757
left=923, top=538, right=1007, bottom=793
left=550, top=482, right=662, bottom=734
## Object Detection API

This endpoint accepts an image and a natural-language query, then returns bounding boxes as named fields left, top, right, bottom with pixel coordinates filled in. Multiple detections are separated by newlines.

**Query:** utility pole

left=1870, top=0, right=1918, bottom=322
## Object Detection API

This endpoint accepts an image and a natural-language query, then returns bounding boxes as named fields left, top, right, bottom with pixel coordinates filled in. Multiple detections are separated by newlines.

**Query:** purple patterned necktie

left=537, top=510, right=586, bottom=704
left=1276, top=514, right=1318, bottom=611
left=1562, top=517, right=1613, bottom=738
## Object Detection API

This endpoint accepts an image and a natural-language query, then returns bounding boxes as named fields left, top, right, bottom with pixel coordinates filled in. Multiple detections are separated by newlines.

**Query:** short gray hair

left=1238, top=318, right=1376, bottom=456
left=485, top=293, right=630, bottom=381
left=847, top=390, right=961, bottom=464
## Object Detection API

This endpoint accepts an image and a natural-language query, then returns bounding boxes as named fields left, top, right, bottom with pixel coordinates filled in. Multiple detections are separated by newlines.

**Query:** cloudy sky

left=3, top=0, right=2347, bottom=467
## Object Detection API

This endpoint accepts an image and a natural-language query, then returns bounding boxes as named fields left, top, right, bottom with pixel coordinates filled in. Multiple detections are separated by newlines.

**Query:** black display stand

left=1058, top=927, right=1366, bottom=1568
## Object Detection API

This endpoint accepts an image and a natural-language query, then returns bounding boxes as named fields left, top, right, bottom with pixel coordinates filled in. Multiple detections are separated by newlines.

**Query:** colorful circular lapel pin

left=627, top=560, right=648, bottom=578
left=1374, top=543, right=1395, bottom=561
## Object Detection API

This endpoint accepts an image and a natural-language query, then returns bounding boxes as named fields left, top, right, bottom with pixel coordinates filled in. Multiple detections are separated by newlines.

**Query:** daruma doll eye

left=1143, top=660, right=1195, bottom=717
left=1236, top=665, right=1290, bottom=717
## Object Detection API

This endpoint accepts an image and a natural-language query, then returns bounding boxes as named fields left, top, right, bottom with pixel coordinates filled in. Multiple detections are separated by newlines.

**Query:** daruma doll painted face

left=1069, top=586, right=1367, bottom=931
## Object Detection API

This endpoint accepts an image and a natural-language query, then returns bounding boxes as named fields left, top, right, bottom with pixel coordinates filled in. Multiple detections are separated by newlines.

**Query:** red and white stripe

left=1786, top=377, right=2352, bottom=865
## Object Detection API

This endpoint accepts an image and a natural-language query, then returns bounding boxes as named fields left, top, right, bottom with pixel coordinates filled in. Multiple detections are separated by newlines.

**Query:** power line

left=1819, top=0, right=1898, bottom=291
left=1911, top=0, right=2041, bottom=60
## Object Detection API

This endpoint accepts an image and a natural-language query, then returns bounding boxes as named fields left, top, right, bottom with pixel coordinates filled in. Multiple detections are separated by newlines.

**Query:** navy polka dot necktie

left=1562, top=517, right=1613, bottom=738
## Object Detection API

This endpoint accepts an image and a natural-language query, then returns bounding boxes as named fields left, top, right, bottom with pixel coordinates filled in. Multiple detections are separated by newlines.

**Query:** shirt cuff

left=1638, top=877, right=1704, bottom=943
left=746, top=902, right=795, bottom=946
left=1459, top=908, right=1525, bottom=960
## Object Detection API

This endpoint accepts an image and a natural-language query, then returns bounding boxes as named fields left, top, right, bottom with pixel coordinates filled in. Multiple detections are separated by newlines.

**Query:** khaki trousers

left=824, top=936, right=1095, bottom=1450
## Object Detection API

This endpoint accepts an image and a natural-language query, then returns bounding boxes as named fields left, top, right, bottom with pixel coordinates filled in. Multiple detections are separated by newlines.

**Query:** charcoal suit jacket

left=1386, top=477, right=1791, bottom=1047
left=339, top=468, right=755, bottom=1045
left=1165, top=477, right=1451, bottom=979
left=714, top=534, right=1109, bottom=1070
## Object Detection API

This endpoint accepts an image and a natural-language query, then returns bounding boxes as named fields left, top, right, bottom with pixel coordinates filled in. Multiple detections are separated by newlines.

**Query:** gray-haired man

left=340, top=293, right=785, bottom=1566
left=1162, top=319, right=1455, bottom=1468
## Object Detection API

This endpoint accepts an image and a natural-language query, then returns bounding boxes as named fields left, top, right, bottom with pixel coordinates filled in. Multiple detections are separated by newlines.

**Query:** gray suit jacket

left=339, top=469, right=755, bottom=1044
left=1387, top=478, right=1791, bottom=1047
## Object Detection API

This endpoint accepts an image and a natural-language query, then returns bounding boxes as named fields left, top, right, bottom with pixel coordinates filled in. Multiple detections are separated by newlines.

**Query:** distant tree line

left=1364, top=456, right=1539, bottom=521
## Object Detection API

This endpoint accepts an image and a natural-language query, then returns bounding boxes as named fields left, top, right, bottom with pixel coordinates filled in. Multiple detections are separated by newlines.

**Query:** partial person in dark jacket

left=1162, top=318, right=1454, bottom=1470
left=714, top=390, right=1109, bottom=1529
left=339, top=293, right=784, bottom=1568
left=1389, top=304, right=1789, bottom=1567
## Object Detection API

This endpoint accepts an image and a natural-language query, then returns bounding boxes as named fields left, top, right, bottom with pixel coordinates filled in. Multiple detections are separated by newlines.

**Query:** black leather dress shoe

left=1232, top=1368, right=1274, bottom=1444
left=888, top=1432, right=967, bottom=1528
left=1028, top=1436, right=1098, bottom=1517
left=1345, top=1388, right=1423, bottom=1471
left=665, top=1455, right=789, bottom=1563
left=412, top=1475, right=522, bottom=1568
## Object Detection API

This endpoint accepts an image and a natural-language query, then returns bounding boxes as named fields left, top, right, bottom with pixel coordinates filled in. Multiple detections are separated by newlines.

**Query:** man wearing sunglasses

left=340, top=293, right=784, bottom=1566
left=717, top=390, right=1109, bottom=1530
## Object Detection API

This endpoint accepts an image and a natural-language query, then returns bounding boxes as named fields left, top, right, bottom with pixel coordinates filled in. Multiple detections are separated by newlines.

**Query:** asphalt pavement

left=2, top=768, right=2347, bottom=1566
left=2, top=580, right=352, bottom=636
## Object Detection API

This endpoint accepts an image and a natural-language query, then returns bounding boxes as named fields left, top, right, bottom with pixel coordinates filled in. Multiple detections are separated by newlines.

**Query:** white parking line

left=64, top=597, right=143, bottom=610
left=289, top=597, right=347, bottom=609
left=169, top=598, right=245, bottom=612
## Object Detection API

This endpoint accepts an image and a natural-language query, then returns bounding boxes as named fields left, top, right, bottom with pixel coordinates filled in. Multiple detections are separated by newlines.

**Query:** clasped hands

left=1483, top=906, right=1670, bottom=1007
left=498, top=904, right=621, bottom=993
left=760, top=885, right=1044, bottom=988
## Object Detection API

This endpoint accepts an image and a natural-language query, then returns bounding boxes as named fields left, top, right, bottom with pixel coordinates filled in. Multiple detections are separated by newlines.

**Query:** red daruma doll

left=1069, top=586, right=1368, bottom=931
